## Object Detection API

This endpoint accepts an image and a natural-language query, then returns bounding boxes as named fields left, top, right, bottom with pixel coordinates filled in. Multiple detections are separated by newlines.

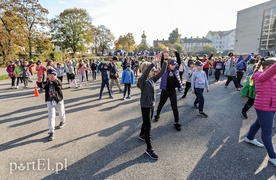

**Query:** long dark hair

left=254, top=57, right=276, bottom=72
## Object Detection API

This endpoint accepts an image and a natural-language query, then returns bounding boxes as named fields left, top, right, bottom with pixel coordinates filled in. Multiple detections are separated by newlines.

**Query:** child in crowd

left=56, top=63, right=65, bottom=82
left=121, top=64, right=135, bottom=100
left=37, top=69, right=66, bottom=141
left=241, top=69, right=256, bottom=119
left=224, top=56, right=240, bottom=91
left=91, top=59, right=98, bottom=81
left=77, top=60, right=87, bottom=87
left=36, top=60, right=46, bottom=91
left=6, top=60, right=16, bottom=89
left=213, top=57, right=224, bottom=82
left=244, top=58, right=276, bottom=168
left=154, top=48, right=183, bottom=131
left=22, top=61, right=29, bottom=87
left=67, top=60, right=77, bottom=88
left=182, top=60, right=195, bottom=98
left=137, top=55, right=167, bottom=160
left=98, top=62, right=113, bottom=100
left=28, top=60, right=34, bottom=82
left=14, top=61, right=23, bottom=89
left=191, top=61, right=210, bottom=118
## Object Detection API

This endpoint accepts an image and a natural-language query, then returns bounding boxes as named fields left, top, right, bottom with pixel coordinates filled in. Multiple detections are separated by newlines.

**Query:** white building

left=206, top=29, right=236, bottom=53
left=180, top=37, right=212, bottom=53
left=235, top=0, right=276, bottom=55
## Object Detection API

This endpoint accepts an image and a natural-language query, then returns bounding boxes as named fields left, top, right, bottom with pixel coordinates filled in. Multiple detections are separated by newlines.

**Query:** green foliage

left=115, top=33, right=136, bottom=52
left=93, top=25, right=115, bottom=56
left=198, top=45, right=217, bottom=56
left=155, top=44, right=167, bottom=52
left=137, top=43, right=149, bottom=52
left=50, top=8, right=93, bottom=55
left=169, top=28, right=181, bottom=44
left=173, top=43, right=186, bottom=54
left=49, top=51, right=63, bottom=62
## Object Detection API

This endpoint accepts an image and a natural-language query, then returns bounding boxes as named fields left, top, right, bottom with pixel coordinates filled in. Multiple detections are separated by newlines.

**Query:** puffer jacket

left=253, top=63, right=276, bottom=111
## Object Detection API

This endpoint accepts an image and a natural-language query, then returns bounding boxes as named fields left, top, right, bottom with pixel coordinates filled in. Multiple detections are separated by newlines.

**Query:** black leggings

left=156, top=90, right=179, bottom=123
left=183, top=82, right=191, bottom=97
left=123, top=83, right=131, bottom=97
left=140, top=107, right=154, bottom=150
left=242, top=98, right=255, bottom=113
left=10, top=77, right=16, bottom=86
left=225, top=76, right=238, bottom=88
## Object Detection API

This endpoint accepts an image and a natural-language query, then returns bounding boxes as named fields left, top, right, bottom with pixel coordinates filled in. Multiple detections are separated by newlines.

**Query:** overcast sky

left=40, top=0, right=269, bottom=46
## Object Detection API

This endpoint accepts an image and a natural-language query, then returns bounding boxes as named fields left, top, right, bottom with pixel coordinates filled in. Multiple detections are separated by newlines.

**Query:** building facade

left=206, top=29, right=235, bottom=53
left=180, top=37, right=212, bottom=53
left=235, top=0, right=276, bottom=55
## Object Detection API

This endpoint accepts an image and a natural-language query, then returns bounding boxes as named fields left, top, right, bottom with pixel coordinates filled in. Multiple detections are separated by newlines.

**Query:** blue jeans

left=194, top=88, right=204, bottom=112
left=247, top=110, right=276, bottom=158
left=99, top=80, right=112, bottom=97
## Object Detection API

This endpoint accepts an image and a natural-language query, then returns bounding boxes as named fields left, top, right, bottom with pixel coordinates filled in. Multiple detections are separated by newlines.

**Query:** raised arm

left=254, top=62, right=276, bottom=82
left=151, top=61, right=168, bottom=83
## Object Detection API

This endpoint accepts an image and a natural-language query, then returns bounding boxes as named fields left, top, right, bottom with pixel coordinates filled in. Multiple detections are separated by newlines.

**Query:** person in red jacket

left=196, top=52, right=213, bottom=79
left=244, top=58, right=276, bottom=168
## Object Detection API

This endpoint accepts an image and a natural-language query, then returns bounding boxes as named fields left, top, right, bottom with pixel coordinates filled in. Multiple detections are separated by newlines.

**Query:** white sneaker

left=244, top=137, right=264, bottom=148
left=269, top=158, right=276, bottom=167
left=16, top=86, right=18, bottom=89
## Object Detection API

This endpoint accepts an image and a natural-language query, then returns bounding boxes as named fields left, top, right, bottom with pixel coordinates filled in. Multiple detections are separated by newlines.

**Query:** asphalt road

left=0, top=72, right=276, bottom=180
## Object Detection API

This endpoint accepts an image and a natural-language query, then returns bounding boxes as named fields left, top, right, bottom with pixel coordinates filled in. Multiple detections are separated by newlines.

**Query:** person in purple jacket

left=244, top=58, right=276, bottom=168
left=154, top=48, right=184, bottom=131
left=6, top=60, right=16, bottom=89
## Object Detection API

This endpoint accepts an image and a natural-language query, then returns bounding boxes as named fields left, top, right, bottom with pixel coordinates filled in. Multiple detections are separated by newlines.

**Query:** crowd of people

left=5, top=49, right=276, bottom=166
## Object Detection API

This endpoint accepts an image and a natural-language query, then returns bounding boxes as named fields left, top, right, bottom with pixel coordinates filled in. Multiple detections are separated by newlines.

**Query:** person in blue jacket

left=121, top=64, right=135, bottom=100
left=236, top=54, right=252, bottom=88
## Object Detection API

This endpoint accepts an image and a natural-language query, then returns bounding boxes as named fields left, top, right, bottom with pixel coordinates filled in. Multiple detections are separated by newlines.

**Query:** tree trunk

left=29, top=37, right=32, bottom=60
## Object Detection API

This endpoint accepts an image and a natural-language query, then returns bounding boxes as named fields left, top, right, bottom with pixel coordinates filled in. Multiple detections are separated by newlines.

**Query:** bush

left=49, top=52, right=63, bottom=62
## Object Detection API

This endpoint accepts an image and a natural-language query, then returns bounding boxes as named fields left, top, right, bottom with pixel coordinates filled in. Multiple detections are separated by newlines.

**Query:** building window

left=260, top=7, right=276, bottom=50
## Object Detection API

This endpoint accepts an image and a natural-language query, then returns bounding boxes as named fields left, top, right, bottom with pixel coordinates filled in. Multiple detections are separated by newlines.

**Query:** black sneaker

left=145, top=149, right=158, bottom=160
left=182, top=95, right=186, bottom=99
left=241, top=111, right=248, bottom=119
left=198, top=111, right=208, bottom=118
left=154, top=115, right=160, bottom=122
left=193, top=103, right=199, bottom=109
left=174, top=123, right=182, bottom=131
left=48, top=133, right=54, bottom=141
left=57, top=121, right=65, bottom=129
left=138, top=135, right=145, bottom=142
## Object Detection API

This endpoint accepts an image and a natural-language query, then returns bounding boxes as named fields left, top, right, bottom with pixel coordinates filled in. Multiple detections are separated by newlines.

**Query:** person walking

left=121, top=64, right=135, bottom=100
left=244, top=58, right=276, bottom=167
left=6, top=60, right=16, bottom=89
left=110, top=56, right=124, bottom=93
left=137, top=55, right=167, bottom=160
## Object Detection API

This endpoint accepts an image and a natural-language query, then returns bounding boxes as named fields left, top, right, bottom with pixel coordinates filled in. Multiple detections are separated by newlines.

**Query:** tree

left=16, top=0, right=49, bottom=60
left=115, top=33, right=136, bottom=52
left=0, top=1, right=25, bottom=62
left=33, top=32, right=53, bottom=54
left=169, top=28, right=181, bottom=44
left=50, top=8, right=93, bottom=56
left=95, top=25, right=115, bottom=56
left=198, top=45, right=217, bottom=56
left=173, top=43, right=185, bottom=54
left=137, top=43, right=149, bottom=52
left=155, top=44, right=167, bottom=52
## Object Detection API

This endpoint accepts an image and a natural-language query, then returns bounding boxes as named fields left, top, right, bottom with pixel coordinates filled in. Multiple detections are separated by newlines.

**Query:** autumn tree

left=50, top=8, right=93, bottom=56
left=94, top=25, right=115, bottom=56
left=173, top=43, right=185, bottom=54
left=169, top=28, right=181, bottom=44
left=198, top=45, right=217, bottom=56
left=114, top=33, right=136, bottom=52
left=15, top=0, right=48, bottom=60
left=0, top=1, right=25, bottom=62
left=137, top=43, right=149, bottom=52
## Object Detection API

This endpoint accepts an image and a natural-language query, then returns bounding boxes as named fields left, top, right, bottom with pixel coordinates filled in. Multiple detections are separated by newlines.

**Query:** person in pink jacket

left=244, top=58, right=276, bottom=167
left=35, top=60, right=46, bottom=91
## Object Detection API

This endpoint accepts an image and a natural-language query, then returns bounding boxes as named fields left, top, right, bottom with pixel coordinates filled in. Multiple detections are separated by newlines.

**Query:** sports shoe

left=236, top=88, right=241, bottom=91
left=16, top=86, right=19, bottom=89
left=109, top=95, right=114, bottom=99
left=154, top=115, right=160, bottom=122
left=138, top=135, right=145, bottom=142
left=198, top=111, right=208, bottom=118
left=244, top=137, right=264, bottom=148
left=193, top=103, right=199, bottom=109
left=57, top=121, right=65, bottom=129
left=269, top=158, right=276, bottom=167
left=174, top=123, right=182, bottom=131
left=127, top=95, right=131, bottom=99
left=119, top=90, right=124, bottom=93
left=98, top=96, right=102, bottom=100
left=48, top=133, right=54, bottom=141
left=182, top=95, right=186, bottom=99
left=122, top=96, right=126, bottom=100
left=241, top=111, right=248, bottom=119
left=145, top=149, right=158, bottom=160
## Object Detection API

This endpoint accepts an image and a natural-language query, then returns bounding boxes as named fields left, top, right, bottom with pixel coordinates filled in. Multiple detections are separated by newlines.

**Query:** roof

left=208, top=29, right=235, bottom=38
left=138, top=42, right=151, bottom=48
left=181, top=37, right=212, bottom=43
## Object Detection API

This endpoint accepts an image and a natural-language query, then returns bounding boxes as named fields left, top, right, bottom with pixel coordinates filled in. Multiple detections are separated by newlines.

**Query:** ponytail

left=254, top=58, right=265, bottom=73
